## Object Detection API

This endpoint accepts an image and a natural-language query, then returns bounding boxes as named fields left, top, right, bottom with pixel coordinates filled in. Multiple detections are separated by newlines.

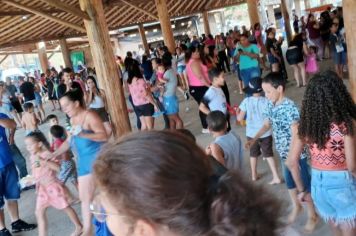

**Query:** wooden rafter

left=120, top=0, right=158, bottom=20
left=0, top=9, right=63, bottom=16
left=38, top=0, right=90, bottom=20
left=2, top=0, right=86, bottom=33
left=0, top=55, right=8, bottom=64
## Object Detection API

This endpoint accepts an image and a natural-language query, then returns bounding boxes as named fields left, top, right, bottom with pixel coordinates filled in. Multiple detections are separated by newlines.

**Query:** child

left=305, top=45, right=319, bottom=78
left=156, top=64, right=166, bottom=102
left=206, top=111, right=244, bottom=172
left=25, top=132, right=82, bottom=236
left=47, top=114, right=59, bottom=146
left=199, top=68, right=230, bottom=130
left=50, top=125, right=78, bottom=190
left=21, top=102, right=40, bottom=135
left=246, top=72, right=318, bottom=233
left=237, top=77, right=281, bottom=184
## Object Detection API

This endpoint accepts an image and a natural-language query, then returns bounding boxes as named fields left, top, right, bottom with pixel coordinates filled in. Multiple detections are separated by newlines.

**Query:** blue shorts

left=332, top=51, right=347, bottom=65
left=163, top=95, right=179, bottom=115
left=311, top=169, right=356, bottom=227
left=239, top=66, right=261, bottom=89
left=268, top=53, right=279, bottom=64
left=177, top=65, right=186, bottom=74
left=281, top=157, right=311, bottom=191
left=0, top=163, right=20, bottom=208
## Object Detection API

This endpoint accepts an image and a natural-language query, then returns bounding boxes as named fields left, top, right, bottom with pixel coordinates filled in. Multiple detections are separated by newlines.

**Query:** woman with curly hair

left=287, top=71, right=356, bottom=236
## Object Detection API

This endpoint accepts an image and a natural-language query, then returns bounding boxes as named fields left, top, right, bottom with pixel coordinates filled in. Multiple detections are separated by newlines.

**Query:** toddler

left=305, top=46, right=319, bottom=78
left=21, top=102, right=40, bottom=135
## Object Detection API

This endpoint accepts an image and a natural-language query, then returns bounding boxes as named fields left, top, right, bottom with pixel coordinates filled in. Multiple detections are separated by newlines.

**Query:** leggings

left=189, top=86, right=209, bottom=129
left=222, top=82, right=230, bottom=105
left=218, top=50, right=231, bottom=72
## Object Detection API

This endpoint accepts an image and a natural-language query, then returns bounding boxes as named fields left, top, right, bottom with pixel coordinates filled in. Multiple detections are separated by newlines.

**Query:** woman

left=287, top=71, right=356, bottom=236
left=329, top=22, right=347, bottom=79
left=306, top=14, right=322, bottom=60
left=286, top=33, right=308, bottom=87
left=48, top=89, right=108, bottom=236
left=92, top=131, right=283, bottom=236
left=266, top=28, right=281, bottom=72
left=254, top=23, right=268, bottom=70
left=1, top=79, right=22, bottom=126
left=185, top=46, right=211, bottom=133
left=215, top=35, right=230, bottom=73
left=175, top=45, right=189, bottom=100
left=140, top=55, right=153, bottom=81
left=29, top=77, right=45, bottom=122
left=127, top=63, right=156, bottom=130
left=86, top=76, right=112, bottom=136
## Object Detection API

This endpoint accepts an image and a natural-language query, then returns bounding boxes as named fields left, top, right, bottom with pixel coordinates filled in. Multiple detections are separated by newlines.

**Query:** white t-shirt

left=239, top=96, right=272, bottom=138
left=202, top=86, right=227, bottom=114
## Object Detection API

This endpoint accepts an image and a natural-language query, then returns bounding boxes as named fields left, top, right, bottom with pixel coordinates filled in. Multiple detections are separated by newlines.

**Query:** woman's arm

left=80, top=111, right=108, bottom=142
left=51, top=140, right=70, bottom=158
left=345, top=122, right=356, bottom=177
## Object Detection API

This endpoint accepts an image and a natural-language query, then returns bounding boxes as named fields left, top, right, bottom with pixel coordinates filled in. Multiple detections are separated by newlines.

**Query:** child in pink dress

left=25, top=132, right=82, bottom=236
left=305, top=46, right=319, bottom=78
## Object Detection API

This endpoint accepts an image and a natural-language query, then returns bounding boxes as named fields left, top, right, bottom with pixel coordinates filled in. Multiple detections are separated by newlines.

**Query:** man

left=19, top=77, right=35, bottom=103
left=0, top=113, right=36, bottom=236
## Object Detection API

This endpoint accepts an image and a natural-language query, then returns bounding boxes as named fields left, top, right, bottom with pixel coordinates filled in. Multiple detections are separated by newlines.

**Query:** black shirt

left=266, top=38, right=278, bottom=54
left=20, top=81, right=35, bottom=102
left=6, top=84, right=18, bottom=101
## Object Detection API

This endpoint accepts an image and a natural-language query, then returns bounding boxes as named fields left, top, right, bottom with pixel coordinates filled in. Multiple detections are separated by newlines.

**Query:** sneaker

left=202, top=128, right=210, bottom=134
left=0, top=228, right=12, bottom=236
left=11, top=219, right=37, bottom=233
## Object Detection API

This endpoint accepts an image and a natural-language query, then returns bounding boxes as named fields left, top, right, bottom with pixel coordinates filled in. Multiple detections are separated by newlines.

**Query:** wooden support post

left=281, top=0, right=292, bottom=44
left=36, top=42, right=49, bottom=73
left=0, top=55, right=8, bottom=65
left=154, top=0, right=175, bottom=53
left=247, top=0, right=260, bottom=27
left=79, top=0, right=131, bottom=136
left=267, top=5, right=276, bottom=26
left=295, top=0, right=302, bottom=17
left=138, top=24, right=150, bottom=55
left=343, top=0, right=356, bottom=101
left=202, top=10, right=211, bottom=35
left=59, top=38, right=72, bottom=68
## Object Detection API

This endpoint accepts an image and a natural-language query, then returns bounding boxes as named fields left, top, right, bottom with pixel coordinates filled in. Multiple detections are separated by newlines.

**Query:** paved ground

left=3, top=57, right=351, bottom=236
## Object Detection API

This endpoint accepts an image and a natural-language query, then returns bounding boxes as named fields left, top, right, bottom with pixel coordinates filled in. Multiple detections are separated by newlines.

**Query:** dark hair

left=262, top=72, right=286, bottom=90
left=207, top=111, right=227, bottom=132
left=176, top=129, right=196, bottom=142
left=61, top=89, right=85, bottom=108
left=162, top=55, right=172, bottom=68
left=26, top=131, right=50, bottom=150
left=142, top=55, right=148, bottom=63
left=94, top=131, right=282, bottom=236
left=208, top=68, right=223, bottom=81
left=50, top=125, right=65, bottom=139
left=62, top=67, right=72, bottom=74
left=239, top=33, right=249, bottom=39
left=23, top=102, right=34, bottom=111
left=46, top=114, right=58, bottom=121
left=127, top=62, right=143, bottom=84
left=87, top=75, right=101, bottom=103
left=299, top=71, right=356, bottom=149
left=40, top=73, right=45, bottom=77
left=254, top=22, right=261, bottom=30
left=185, top=46, right=199, bottom=63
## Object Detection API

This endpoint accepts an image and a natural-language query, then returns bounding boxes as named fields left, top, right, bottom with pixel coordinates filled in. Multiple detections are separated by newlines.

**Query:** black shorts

left=286, top=47, right=304, bottom=65
left=10, top=100, right=23, bottom=113
left=135, top=103, right=154, bottom=117
left=247, top=136, right=273, bottom=158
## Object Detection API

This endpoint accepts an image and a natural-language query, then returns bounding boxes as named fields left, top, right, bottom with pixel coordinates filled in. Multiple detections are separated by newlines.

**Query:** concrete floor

left=4, top=58, right=351, bottom=236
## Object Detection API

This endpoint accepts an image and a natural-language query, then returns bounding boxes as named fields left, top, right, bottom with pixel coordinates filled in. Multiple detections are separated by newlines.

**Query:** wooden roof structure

left=0, top=0, right=245, bottom=50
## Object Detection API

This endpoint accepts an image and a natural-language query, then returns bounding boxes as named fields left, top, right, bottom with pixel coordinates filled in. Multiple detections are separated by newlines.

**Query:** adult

left=185, top=46, right=211, bottom=133
left=86, top=76, right=112, bottom=136
left=236, top=34, right=260, bottom=91
left=175, top=45, right=189, bottom=100
left=293, top=15, right=299, bottom=34
left=306, top=14, right=323, bottom=60
left=92, top=131, right=283, bottom=236
left=329, top=22, right=347, bottom=79
left=0, top=113, right=36, bottom=236
left=287, top=71, right=356, bottom=236
left=46, top=68, right=58, bottom=111
left=19, top=77, right=35, bottom=104
left=59, top=68, right=84, bottom=99
left=286, top=33, right=307, bottom=87
left=49, top=89, right=108, bottom=236
left=266, top=28, right=281, bottom=72
left=190, top=35, right=200, bottom=48
left=1, top=80, right=22, bottom=126
left=319, top=12, right=332, bottom=59
left=28, top=77, right=45, bottom=122
left=160, top=56, right=184, bottom=130
left=204, top=34, right=215, bottom=47
left=215, top=35, right=230, bottom=73
left=254, top=23, right=268, bottom=70
left=140, top=55, right=153, bottom=81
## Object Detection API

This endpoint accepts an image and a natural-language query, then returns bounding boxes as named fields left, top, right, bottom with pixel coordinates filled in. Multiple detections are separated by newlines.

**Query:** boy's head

left=208, top=68, right=225, bottom=87
left=243, top=77, right=262, bottom=95
left=47, top=114, right=59, bottom=126
left=262, top=72, right=286, bottom=104
left=50, top=125, right=65, bottom=139
left=207, top=111, right=227, bottom=133
left=23, top=102, right=34, bottom=112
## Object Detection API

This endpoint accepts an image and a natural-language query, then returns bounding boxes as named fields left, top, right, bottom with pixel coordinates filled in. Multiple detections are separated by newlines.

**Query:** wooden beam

left=0, top=9, right=64, bottom=16
left=0, top=55, right=8, bottom=65
left=343, top=0, right=356, bottom=101
left=247, top=0, right=260, bottom=27
left=2, top=0, right=86, bottom=33
left=120, top=0, right=159, bottom=20
left=202, top=11, right=210, bottom=35
left=138, top=24, right=150, bottom=55
left=36, top=42, right=50, bottom=73
left=155, top=0, right=176, bottom=53
left=59, top=38, right=72, bottom=68
left=38, top=0, right=90, bottom=20
left=80, top=0, right=131, bottom=136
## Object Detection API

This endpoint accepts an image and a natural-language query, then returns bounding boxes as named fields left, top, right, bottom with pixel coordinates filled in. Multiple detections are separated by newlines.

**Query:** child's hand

left=205, top=145, right=212, bottom=155
left=245, top=139, right=256, bottom=149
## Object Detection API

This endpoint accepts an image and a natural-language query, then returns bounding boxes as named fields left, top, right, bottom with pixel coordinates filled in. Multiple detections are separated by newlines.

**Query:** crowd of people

left=0, top=5, right=355, bottom=236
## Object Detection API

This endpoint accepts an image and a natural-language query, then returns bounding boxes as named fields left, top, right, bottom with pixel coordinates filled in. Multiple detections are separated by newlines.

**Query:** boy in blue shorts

left=246, top=72, right=318, bottom=233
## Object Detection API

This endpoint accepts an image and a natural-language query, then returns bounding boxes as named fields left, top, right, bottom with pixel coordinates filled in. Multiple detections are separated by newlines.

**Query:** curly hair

left=299, top=71, right=356, bottom=148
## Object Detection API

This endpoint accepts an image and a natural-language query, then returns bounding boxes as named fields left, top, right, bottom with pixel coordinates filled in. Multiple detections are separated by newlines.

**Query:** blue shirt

left=235, top=44, right=260, bottom=70
left=0, top=113, right=13, bottom=168
left=263, top=98, right=308, bottom=160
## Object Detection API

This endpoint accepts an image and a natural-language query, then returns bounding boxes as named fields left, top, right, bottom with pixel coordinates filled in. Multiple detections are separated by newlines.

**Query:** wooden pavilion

left=0, top=0, right=355, bottom=137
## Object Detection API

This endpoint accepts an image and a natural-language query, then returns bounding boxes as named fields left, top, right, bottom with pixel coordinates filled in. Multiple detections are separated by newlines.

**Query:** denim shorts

left=268, top=53, right=279, bottom=64
left=177, top=65, right=186, bottom=74
left=0, top=163, right=20, bottom=208
left=239, top=66, right=261, bottom=89
left=281, top=157, right=311, bottom=191
left=332, top=51, right=347, bottom=65
left=163, top=95, right=179, bottom=115
left=311, top=169, right=356, bottom=227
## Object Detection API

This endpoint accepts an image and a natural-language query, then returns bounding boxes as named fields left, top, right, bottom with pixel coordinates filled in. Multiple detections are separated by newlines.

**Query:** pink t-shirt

left=128, top=78, right=150, bottom=106
left=186, top=59, right=209, bottom=87
left=205, top=38, right=215, bottom=46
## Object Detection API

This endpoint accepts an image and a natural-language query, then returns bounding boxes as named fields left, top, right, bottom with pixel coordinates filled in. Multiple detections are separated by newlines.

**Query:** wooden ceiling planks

left=0, top=0, right=244, bottom=49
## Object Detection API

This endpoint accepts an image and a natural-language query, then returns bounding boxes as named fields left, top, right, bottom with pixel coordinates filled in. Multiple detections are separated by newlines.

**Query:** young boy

left=246, top=72, right=318, bottom=232
left=47, top=114, right=59, bottom=145
left=237, top=77, right=281, bottom=184
left=21, top=102, right=40, bottom=135
left=199, top=68, right=230, bottom=130
left=206, top=111, right=243, bottom=172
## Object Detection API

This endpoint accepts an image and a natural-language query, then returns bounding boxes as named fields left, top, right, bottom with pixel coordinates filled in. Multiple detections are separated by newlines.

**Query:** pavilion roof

left=0, top=0, right=245, bottom=49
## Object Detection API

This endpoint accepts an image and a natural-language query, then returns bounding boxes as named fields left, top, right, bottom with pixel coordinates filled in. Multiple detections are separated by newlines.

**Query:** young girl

left=305, top=46, right=319, bottom=78
left=25, top=132, right=82, bottom=236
